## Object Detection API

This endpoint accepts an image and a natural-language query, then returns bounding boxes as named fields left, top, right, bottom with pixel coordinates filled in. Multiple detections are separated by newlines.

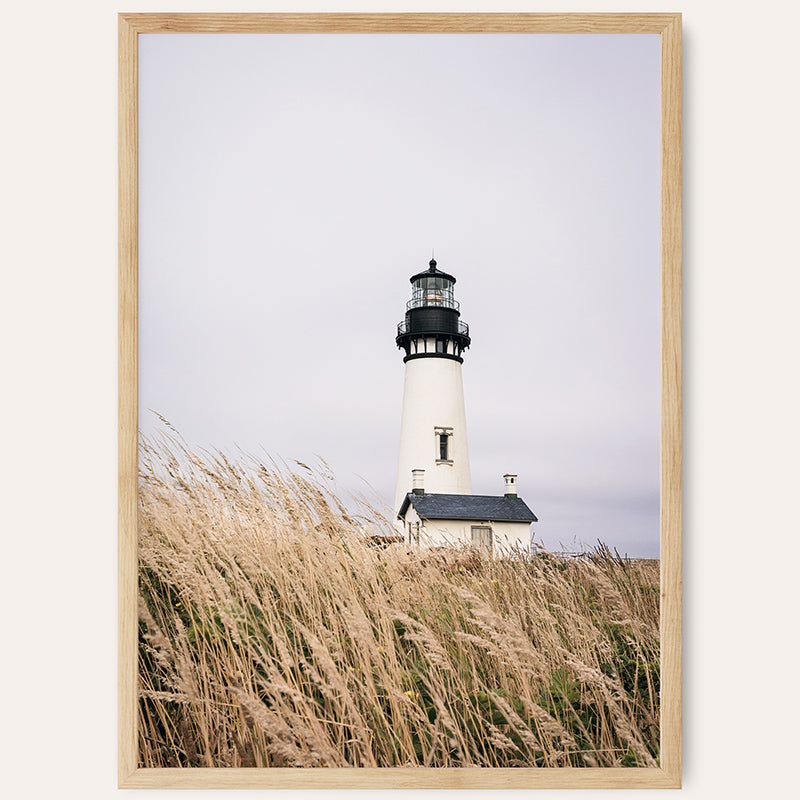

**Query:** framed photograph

left=119, top=13, right=681, bottom=789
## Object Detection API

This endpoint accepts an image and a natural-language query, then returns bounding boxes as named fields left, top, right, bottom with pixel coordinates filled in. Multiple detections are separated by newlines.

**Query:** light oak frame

left=119, top=12, right=681, bottom=789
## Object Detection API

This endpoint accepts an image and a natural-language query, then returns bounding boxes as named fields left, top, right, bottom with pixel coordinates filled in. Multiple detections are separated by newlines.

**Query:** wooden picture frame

left=119, top=12, right=681, bottom=789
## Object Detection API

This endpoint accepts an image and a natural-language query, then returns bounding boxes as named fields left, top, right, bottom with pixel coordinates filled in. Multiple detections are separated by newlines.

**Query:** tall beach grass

left=138, top=435, right=660, bottom=768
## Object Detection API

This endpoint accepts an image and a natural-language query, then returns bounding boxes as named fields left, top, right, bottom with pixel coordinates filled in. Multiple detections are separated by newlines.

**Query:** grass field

left=137, top=435, right=660, bottom=768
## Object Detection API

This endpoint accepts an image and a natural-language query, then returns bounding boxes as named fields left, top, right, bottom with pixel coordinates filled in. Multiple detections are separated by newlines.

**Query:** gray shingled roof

left=399, top=493, right=537, bottom=523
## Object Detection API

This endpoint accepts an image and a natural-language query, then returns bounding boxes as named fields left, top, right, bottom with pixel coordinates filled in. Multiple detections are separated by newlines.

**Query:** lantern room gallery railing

left=397, top=319, right=470, bottom=338
left=406, top=296, right=460, bottom=312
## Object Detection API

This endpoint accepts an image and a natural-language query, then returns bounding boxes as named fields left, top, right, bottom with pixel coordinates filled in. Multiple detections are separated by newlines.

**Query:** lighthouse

left=394, top=258, right=538, bottom=551
left=394, top=259, right=472, bottom=513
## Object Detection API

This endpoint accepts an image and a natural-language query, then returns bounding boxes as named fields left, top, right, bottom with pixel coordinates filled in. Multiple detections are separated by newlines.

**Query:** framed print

left=119, top=12, right=681, bottom=789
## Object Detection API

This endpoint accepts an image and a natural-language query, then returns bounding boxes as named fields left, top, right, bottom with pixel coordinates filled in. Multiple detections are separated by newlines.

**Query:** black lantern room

left=396, top=259, right=471, bottom=362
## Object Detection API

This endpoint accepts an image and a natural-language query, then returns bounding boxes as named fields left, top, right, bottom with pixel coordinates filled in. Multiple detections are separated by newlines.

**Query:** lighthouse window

left=423, top=277, right=443, bottom=305
left=434, top=426, right=453, bottom=463
left=411, top=277, right=455, bottom=309
left=441, top=282, right=453, bottom=307
left=436, top=339, right=445, bottom=353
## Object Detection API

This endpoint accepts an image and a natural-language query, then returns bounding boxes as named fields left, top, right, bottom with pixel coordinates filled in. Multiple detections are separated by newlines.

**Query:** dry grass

left=138, top=435, right=660, bottom=768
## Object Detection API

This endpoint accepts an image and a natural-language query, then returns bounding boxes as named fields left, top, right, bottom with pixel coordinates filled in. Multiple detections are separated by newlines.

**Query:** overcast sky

left=139, top=32, right=661, bottom=558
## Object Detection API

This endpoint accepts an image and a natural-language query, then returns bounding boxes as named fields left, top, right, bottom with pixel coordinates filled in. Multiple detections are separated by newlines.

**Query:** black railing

left=406, top=296, right=460, bottom=312
left=397, top=320, right=470, bottom=338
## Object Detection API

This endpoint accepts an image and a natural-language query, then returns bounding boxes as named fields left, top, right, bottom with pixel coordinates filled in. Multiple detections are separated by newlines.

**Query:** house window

left=471, top=526, right=492, bottom=548
left=408, top=521, right=421, bottom=546
left=407, top=521, right=421, bottom=546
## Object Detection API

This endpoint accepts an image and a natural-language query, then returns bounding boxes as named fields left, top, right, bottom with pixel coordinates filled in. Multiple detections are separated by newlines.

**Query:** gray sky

left=139, top=33, right=661, bottom=558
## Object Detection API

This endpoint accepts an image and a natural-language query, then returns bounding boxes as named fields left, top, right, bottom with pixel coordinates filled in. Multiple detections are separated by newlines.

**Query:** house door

left=470, top=525, right=492, bottom=548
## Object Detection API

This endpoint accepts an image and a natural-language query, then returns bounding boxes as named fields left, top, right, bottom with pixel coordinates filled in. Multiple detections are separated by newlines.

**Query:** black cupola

left=396, top=258, right=471, bottom=362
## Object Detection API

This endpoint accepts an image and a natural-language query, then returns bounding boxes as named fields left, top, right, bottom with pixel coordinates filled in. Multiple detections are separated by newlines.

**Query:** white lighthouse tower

left=393, top=258, right=473, bottom=513
left=394, top=258, right=538, bottom=551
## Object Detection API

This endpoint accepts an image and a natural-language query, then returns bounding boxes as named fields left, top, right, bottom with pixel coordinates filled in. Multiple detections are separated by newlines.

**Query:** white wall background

left=1, top=1, right=798, bottom=798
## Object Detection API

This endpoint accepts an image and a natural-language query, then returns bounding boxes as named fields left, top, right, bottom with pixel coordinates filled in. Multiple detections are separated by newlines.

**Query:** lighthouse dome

left=408, top=258, right=457, bottom=285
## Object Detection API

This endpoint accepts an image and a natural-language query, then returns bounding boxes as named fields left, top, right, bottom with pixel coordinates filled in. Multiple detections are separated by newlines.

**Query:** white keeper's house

left=394, top=258, right=537, bottom=552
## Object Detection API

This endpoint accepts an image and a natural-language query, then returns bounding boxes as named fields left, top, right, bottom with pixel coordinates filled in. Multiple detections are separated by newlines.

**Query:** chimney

left=503, top=473, right=517, bottom=498
left=412, top=469, right=425, bottom=496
